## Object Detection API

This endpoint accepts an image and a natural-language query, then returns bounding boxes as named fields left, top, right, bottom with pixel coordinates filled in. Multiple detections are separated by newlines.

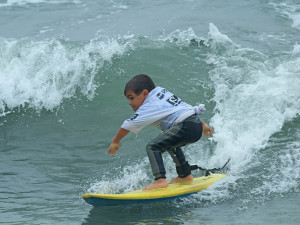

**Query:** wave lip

left=0, top=36, right=134, bottom=115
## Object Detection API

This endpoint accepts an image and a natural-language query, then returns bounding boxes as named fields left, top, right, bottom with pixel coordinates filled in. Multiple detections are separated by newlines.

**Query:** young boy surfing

left=107, top=74, right=214, bottom=190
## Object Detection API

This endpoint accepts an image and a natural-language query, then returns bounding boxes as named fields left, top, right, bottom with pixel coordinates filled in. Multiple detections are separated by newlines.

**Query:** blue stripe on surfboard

left=84, top=192, right=194, bottom=206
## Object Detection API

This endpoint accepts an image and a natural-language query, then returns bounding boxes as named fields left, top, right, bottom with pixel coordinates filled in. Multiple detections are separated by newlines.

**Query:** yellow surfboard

left=82, top=174, right=226, bottom=206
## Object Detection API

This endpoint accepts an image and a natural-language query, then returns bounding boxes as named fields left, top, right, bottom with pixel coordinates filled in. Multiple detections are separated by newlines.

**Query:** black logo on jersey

left=157, top=88, right=167, bottom=100
left=157, top=93, right=164, bottom=100
left=129, top=113, right=138, bottom=121
left=167, top=95, right=181, bottom=106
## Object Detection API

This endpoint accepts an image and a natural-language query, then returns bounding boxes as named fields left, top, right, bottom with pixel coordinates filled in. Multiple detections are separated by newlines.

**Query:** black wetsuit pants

left=146, top=115, right=203, bottom=180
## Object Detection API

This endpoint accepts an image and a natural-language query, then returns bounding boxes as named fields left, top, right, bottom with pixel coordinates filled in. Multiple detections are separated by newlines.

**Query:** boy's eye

left=130, top=97, right=134, bottom=101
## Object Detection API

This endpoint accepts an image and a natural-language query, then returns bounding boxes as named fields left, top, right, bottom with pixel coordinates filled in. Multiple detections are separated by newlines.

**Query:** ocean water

left=0, top=0, right=299, bottom=224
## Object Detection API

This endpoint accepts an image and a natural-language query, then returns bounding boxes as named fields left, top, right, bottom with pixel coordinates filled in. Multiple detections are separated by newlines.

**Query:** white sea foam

left=158, top=23, right=233, bottom=47
left=158, top=28, right=200, bottom=46
left=292, top=43, right=300, bottom=54
left=0, top=0, right=81, bottom=7
left=270, top=2, right=300, bottom=30
left=0, top=36, right=134, bottom=115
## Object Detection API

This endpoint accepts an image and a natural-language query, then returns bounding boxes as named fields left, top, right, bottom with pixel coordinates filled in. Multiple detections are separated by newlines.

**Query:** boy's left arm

left=201, top=120, right=214, bottom=138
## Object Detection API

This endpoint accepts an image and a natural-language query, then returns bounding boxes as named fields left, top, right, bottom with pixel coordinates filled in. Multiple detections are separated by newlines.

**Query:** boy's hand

left=106, top=128, right=129, bottom=156
left=107, top=143, right=120, bottom=156
left=202, top=121, right=214, bottom=138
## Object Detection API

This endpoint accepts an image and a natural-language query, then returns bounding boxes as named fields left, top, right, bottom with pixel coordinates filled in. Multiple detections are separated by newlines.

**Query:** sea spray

left=87, top=158, right=150, bottom=194
left=200, top=25, right=300, bottom=205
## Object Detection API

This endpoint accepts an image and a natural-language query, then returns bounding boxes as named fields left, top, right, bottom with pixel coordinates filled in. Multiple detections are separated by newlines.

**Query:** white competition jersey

left=121, top=86, right=196, bottom=134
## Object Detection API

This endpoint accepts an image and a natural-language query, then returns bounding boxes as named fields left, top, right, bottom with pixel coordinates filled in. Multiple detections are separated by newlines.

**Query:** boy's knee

left=146, top=141, right=159, bottom=153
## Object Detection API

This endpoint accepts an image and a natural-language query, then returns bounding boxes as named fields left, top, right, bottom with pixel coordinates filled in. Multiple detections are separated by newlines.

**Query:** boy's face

left=125, top=89, right=149, bottom=111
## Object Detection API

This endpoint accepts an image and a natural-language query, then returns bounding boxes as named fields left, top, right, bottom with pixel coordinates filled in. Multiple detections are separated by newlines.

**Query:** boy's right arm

left=106, top=128, right=129, bottom=156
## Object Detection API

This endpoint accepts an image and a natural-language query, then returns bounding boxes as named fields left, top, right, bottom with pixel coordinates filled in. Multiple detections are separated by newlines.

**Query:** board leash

left=190, top=158, right=231, bottom=176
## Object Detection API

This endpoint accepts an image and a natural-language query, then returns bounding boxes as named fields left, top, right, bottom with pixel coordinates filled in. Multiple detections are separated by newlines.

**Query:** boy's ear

left=142, top=89, right=149, bottom=97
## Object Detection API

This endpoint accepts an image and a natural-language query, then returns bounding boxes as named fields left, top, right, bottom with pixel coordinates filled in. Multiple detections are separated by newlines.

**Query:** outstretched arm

left=201, top=120, right=214, bottom=138
left=106, top=128, right=129, bottom=156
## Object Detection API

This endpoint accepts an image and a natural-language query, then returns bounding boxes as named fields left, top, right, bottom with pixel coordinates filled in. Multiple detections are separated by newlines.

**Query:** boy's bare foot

left=169, top=174, right=193, bottom=184
left=143, top=178, right=169, bottom=191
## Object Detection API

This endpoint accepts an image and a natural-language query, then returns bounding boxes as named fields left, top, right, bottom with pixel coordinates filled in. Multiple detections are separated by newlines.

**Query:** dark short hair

left=124, top=74, right=156, bottom=95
